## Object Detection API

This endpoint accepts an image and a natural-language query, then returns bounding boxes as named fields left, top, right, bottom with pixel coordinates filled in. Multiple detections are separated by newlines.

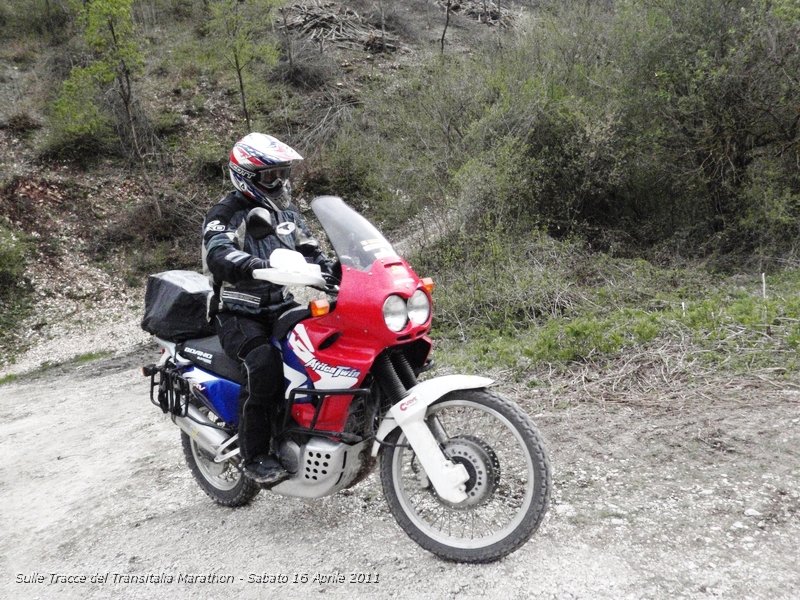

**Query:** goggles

left=256, top=165, right=292, bottom=189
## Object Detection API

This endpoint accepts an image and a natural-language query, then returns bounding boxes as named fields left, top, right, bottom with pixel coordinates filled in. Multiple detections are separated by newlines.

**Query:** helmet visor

left=256, top=165, right=292, bottom=190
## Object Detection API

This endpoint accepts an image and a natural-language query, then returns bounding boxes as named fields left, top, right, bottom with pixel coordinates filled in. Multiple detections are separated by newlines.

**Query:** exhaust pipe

left=172, top=404, right=232, bottom=458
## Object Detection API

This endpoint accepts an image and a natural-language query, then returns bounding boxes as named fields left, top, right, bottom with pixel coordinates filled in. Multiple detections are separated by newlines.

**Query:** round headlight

left=383, top=295, right=408, bottom=332
left=407, top=290, right=431, bottom=326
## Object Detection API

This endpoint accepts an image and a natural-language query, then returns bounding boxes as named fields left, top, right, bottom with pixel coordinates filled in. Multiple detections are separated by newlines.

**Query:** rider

left=202, top=132, right=330, bottom=485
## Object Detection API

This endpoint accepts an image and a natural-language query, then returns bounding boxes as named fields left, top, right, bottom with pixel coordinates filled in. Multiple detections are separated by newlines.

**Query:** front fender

left=370, top=375, right=494, bottom=458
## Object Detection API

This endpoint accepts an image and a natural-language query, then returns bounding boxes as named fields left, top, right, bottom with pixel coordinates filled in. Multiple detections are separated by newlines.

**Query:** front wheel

left=380, top=389, right=551, bottom=563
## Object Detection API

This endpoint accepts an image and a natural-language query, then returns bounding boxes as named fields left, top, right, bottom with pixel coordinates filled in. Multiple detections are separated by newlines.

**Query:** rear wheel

left=380, top=389, right=550, bottom=563
left=181, top=409, right=259, bottom=507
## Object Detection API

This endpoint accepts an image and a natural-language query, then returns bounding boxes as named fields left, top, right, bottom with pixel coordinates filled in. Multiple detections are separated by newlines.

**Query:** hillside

left=0, top=0, right=499, bottom=370
left=1, top=0, right=799, bottom=383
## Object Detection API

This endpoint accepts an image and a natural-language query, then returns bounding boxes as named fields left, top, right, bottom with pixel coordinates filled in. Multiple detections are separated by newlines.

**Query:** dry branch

left=278, top=0, right=404, bottom=53
left=435, top=0, right=515, bottom=28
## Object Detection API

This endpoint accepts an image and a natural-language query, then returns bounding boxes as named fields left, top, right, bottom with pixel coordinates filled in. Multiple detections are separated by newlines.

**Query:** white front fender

left=370, top=375, right=494, bottom=504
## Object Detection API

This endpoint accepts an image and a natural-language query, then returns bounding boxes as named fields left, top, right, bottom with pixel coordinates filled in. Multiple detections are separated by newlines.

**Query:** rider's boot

left=244, top=454, right=289, bottom=485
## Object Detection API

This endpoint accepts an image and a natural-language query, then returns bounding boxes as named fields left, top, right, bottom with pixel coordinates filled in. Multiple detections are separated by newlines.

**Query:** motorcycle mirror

left=246, top=207, right=275, bottom=240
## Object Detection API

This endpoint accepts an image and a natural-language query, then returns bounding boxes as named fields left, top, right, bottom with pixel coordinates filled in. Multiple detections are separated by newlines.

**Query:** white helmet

left=228, top=133, right=303, bottom=208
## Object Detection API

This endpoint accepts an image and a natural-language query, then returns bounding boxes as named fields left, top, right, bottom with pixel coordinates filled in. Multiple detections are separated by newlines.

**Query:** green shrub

left=188, top=139, right=227, bottom=182
left=0, top=223, right=32, bottom=363
left=42, top=66, right=115, bottom=162
left=333, top=1, right=799, bottom=259
left=303, top=132, right=398, bottom=225
left=0, top=223, right=28, bottom=295
left=0, top=0, right=71, bottom=41
left=414, top=227, right=590, bottom=335
left=152, top=110, right=185, bottom=139
left=3, top=112, right=41, bottom=136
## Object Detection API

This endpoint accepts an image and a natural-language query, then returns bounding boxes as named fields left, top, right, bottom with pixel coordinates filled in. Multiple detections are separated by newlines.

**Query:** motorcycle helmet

left=228, top=133, right=303, bottom=208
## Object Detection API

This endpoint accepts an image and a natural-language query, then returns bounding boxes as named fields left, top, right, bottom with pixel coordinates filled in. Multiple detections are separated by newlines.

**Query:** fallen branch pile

left=437, top=0, right=515, bottom=28
left=279, top=0, right=403, bottom=53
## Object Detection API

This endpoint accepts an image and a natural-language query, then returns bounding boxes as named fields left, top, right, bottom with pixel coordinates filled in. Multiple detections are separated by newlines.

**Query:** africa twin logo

left=276, top=222, right=296, bottom=236
left=288, top=325, right=360, bottom=381
left=305, top=359, right=360, bottom=379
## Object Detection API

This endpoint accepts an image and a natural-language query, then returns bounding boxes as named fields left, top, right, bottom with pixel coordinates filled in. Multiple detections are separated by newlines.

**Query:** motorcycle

left=142, top=195, right=551, bottom=563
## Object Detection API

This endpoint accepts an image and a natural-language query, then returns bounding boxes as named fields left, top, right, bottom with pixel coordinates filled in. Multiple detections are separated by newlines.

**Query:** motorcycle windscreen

left=311, top=196, right=398, bottom=271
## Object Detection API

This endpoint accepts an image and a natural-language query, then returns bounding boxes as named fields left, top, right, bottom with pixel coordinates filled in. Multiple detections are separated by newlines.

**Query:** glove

left=321, top=259, right=335, bottom=276
left=244, top=257, right=269, bottom=277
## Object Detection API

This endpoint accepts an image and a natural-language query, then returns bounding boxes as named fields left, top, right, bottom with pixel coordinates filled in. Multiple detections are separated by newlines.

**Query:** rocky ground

left=1, top=345, right=798, bottom=600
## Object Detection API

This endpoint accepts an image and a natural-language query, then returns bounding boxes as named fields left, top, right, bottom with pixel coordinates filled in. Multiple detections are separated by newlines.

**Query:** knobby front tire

left=380, top=388, right=551, bottom=563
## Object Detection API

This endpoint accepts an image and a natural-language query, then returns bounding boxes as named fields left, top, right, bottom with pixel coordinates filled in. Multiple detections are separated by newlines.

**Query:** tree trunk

left=234, top=50, right=251, bottom=131
left=441, top=0, right=452, bottom=55
left=107, top=16, right=159, bottom=218
left=380, top=0, right=386, bottom=52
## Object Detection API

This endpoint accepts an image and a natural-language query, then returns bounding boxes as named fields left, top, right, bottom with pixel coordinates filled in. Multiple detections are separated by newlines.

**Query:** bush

left=413, top=227, right=585, bottom=334
left=332, top=1, right=800, bottom=260
left=3, top=112, right=42, bottom=136
left=0, top=0, right=71, bottom=41
left=188, top=139, right=227, bottom=182
left=302, top=132, right=399, bottom=226
left=0, top=223, right=32, bottom=365
left=0, top=223, right=29, bottom=297
left=42, top=66, right=115, bottom=163
left=273, top=41, right=339, bottom=90
left=152, top=110, right=185, bottom=139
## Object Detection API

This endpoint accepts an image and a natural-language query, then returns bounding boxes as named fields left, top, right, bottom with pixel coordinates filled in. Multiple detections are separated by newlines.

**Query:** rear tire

left=380, top=388, right=550, bottom=563
left=181, top=432, right=260, bottom=507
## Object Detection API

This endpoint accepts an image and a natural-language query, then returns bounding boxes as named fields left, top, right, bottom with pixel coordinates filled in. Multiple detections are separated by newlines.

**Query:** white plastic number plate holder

left=252, top=249, right=325, bottom=287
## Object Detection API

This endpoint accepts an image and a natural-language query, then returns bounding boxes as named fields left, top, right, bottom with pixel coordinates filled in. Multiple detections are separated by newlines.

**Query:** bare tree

left=441, top=0, right=452, bottom=55
left=209, top=0, right=280, bottom=131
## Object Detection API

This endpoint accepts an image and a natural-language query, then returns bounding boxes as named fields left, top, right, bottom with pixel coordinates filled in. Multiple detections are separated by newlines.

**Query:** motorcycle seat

left=177, top=336, right=244, bottom=384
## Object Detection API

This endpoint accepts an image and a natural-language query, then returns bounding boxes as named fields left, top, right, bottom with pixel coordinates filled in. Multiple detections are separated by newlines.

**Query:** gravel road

left=2, top=346, right=799, bottom=600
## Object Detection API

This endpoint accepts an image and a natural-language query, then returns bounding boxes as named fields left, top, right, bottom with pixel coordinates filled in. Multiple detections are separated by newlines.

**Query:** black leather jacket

left=202, top=191, right=329, bottom=318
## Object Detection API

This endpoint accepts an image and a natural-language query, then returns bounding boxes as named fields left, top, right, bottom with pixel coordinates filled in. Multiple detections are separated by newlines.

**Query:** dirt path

left=1, top=346, right=798, bottom=600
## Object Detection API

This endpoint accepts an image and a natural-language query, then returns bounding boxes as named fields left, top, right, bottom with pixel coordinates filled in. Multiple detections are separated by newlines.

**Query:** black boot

left=243, top=454, right=289, bottom=485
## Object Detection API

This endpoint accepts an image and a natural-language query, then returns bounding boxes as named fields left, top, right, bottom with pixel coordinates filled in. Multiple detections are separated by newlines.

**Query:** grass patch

left=0, top=222, right=34, bottom=365
left=0, top=293, right=34, bottom=365
left=427, top=239, right=800, bottom=379
left=73, top=350, right=113, bottom=364
left=0, top=373, right=18, bottom=386
left=1, top=350, right=115, bottom=384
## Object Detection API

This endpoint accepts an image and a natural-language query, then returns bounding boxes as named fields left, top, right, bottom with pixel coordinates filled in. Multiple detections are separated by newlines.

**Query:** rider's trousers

left=215, top=312, right=283, bottom=463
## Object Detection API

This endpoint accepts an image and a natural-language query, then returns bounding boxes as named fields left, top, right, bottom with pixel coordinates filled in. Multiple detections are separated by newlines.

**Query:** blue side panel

left=183, top=367, right=241, bottom=425
left=280, top=337, right=313, bottom=404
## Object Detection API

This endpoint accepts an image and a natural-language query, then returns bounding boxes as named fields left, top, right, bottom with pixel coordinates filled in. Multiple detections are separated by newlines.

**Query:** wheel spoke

left=383, top=393, right=547, bottom=556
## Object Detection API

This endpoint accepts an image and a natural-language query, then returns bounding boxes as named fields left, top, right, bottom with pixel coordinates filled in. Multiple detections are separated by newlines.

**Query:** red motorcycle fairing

left=282, top=256, right=432, bottom=431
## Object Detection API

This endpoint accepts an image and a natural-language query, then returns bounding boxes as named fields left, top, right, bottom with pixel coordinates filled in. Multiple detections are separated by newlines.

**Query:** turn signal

left=310, top=298, right=330, bottom=317
left=421, top=277, right=435, bottom=293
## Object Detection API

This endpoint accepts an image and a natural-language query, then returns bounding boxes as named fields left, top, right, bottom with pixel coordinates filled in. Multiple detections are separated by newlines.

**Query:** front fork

left=370, top=353, right=494, bottom=504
